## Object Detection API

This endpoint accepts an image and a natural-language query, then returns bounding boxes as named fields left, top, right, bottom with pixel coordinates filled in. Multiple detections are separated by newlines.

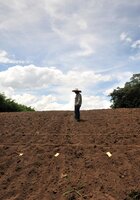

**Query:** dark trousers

left=75, top=105, right=81, bottom=121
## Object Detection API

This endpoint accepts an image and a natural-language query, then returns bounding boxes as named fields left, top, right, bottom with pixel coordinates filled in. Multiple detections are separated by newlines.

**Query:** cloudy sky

left=0, top=0, right=140, bottom=110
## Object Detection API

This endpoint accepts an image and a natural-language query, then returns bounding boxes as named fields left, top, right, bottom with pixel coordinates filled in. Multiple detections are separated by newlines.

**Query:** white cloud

left=82, top=95, right=111, bottom=110
left=1, top=0, right=138, bottom=69
left=30, top=94, right=74, bottom=111
left=120, top=32, right=132, bottom=43
left=0, top=65, right=63, bottom=89
left=0, top=64, right=133, bottom=110
left=130, top=53, right=140, bottom=60
left=120, top=33, right=140, bottom=60
left=77, top=19, right=88, bottom=30
left=0, top=50, right=26, bottom=64
left=0, top=64, right=110, bottom=110
left=12, top=93, right=60, bottom=111
left=0, top=65, right=112, bottom=91
left=104, top=72, right=132, bottom=96
left=8, top=92, right=111, bottom=111
left=131, top=40, right=140, bottom=48
left=0, top=1, right=44, bottom=31
left=120, top=32, right=127, bottom=41
left=120, top=33, right=140, bottom=50
left=77, top=34, right=101, bottom=57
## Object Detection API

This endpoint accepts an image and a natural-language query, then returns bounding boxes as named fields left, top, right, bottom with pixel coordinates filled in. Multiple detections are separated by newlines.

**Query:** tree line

left=0, top=93, right=35, bottom=112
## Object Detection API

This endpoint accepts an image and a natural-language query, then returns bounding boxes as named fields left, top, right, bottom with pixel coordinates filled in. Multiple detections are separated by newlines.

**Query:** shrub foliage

left=109, top=73, right=140, bottom=108
left=0, top=93, right=35, bottom=112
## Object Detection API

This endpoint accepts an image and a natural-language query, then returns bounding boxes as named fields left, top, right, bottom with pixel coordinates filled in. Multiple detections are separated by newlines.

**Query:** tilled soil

left=0, top=109, right=140, bottom=200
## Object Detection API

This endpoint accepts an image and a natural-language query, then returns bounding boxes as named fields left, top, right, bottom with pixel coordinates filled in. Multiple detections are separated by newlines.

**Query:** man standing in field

left=72, top=88, right=82, bottom=122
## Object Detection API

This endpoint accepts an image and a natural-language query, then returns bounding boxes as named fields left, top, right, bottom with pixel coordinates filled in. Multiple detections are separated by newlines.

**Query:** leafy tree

left=0, top=93, right=35, bottom=112
left=109, top=73, right=140, bottom=108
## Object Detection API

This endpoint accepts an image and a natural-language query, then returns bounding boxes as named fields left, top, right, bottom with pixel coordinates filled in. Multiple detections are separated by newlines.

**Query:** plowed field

left=0, top=109, right=140, bottom=200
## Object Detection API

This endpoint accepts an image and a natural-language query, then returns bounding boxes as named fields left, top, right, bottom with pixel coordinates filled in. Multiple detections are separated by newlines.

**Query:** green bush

left=0, top=93, right=35, bottom=112
left=109, top=74, right=140, bottom=108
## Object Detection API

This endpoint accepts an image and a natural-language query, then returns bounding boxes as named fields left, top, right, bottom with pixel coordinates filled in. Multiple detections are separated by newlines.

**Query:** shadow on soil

left=125, top=191, right=140, bottom=200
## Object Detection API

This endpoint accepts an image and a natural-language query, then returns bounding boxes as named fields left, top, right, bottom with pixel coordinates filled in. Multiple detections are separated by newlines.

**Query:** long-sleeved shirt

left=75, top=93, right=82, bottom=106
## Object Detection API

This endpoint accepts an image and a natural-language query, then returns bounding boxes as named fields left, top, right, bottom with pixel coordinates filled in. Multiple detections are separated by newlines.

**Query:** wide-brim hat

left=72, top=88, right=82, bottom=92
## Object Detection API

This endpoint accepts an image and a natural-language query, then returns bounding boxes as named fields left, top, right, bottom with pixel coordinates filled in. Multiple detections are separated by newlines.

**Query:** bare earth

left=0, top=109, right=140, bottom=200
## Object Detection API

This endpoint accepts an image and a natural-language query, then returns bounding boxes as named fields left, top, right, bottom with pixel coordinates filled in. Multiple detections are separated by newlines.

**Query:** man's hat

left=72, top=88, right=82, bottom=92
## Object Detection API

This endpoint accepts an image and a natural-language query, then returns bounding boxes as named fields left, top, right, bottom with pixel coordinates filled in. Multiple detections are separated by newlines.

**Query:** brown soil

left=0, top=109, right=140, bottom=200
